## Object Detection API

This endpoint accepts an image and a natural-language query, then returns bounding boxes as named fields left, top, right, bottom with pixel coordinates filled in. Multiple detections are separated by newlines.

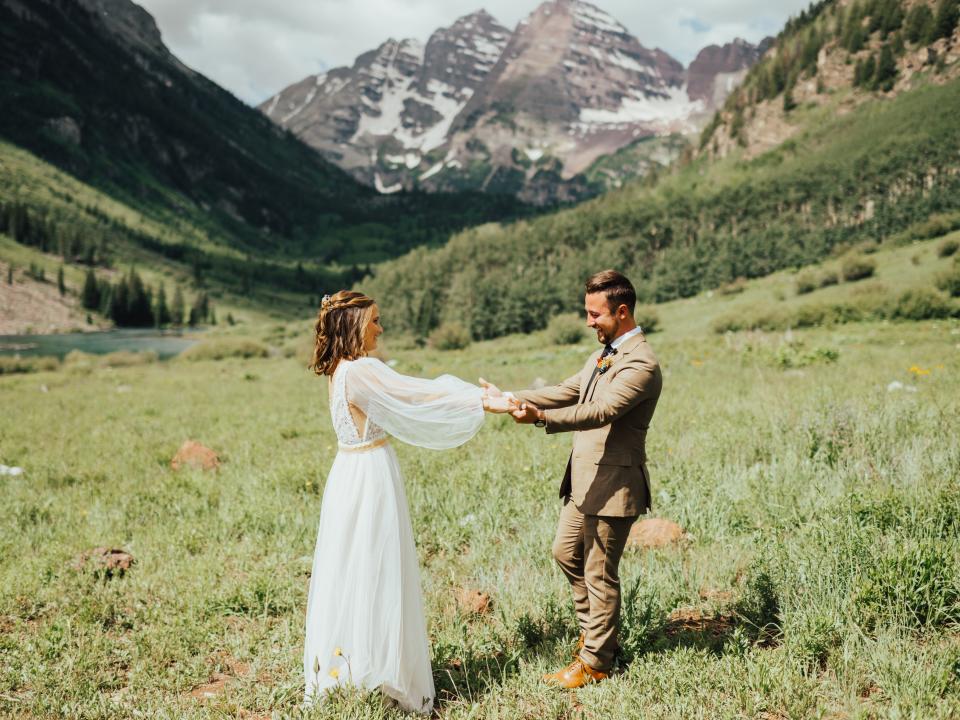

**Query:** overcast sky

left=137, top=0, right=813, bottom=106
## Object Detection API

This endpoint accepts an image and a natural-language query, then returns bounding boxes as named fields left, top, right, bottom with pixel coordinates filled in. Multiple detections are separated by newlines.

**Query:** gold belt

left=338, top=437, right=389, bottom=453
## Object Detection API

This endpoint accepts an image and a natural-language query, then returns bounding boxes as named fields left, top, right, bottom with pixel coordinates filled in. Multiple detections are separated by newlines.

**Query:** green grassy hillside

left=2, top=235, right=958, bottom=718
left=0, top=0, right=532, bottom=304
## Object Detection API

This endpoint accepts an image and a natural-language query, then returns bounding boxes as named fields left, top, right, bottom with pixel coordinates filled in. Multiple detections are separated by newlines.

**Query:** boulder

left=627, top=518, right=685, bottom=549
left=455, top=588, right=492, bottom=615
left=171, top=441, right=220, bottom=471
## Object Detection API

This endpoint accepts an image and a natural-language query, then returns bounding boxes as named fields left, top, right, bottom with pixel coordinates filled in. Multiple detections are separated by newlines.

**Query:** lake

left=0, top=329, right=201, bottom=360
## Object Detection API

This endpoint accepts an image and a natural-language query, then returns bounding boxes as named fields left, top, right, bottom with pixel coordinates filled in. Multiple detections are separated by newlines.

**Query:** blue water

left=0, top=329, right=201, bottom=360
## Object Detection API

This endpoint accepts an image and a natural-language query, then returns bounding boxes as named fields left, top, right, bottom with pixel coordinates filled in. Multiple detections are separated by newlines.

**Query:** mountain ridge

left=260, top=0, right=770, bottom=204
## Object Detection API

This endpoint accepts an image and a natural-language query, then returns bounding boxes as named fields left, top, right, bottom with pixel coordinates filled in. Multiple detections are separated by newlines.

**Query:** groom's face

left=585, top=292, right=621, bottom=345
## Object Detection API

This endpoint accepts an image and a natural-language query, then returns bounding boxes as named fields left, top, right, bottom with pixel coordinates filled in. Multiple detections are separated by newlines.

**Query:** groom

left=484, top=270, right=662, bottom=688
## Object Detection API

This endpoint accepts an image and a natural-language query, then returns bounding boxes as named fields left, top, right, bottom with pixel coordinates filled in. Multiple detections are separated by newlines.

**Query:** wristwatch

left=535, top=413, right=546, bottom=428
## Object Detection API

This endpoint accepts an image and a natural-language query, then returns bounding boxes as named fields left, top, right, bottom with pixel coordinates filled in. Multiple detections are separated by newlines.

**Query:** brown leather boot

left=542, top=658, right=609, bottom=689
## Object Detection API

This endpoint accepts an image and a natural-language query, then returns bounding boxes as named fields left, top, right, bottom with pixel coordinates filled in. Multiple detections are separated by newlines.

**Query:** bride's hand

left=479, top=378, right=502, bottom=397
left=482, top=394, right=519, bottom=413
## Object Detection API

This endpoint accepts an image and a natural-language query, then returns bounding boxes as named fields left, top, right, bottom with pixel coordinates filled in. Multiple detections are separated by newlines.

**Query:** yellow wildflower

left=908, top=365, right=931, bottom=376
left=329, top=668, right=339, bottom=679
left=334, top=647, right=342, bottom=657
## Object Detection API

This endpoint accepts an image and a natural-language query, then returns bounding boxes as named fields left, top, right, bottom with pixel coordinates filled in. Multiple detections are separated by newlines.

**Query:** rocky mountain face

left=261, top=0, right=767, bottom=204
left=687, top=37, right=773, bottom=109
left=701, top=0, right=960, bottom=162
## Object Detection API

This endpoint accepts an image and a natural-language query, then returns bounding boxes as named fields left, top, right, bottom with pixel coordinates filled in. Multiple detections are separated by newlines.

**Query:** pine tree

left=171, top=285, right=185, bottom=326
left=906, top=4, right=936, bottom=43
left=126, top=268, right=153, bottom=327
left=934, top=0, right=959, bottom=41
left=81, top=268, right=100, bottom=310
left=783, top=86, right=797, bottom=112
left=875, top=44, right=898, bottom=91
left=154, top=283, right=171, bottom=327
left=863, top=54, right=878, bottom=89
left=57, top=266, right=65, bottom=296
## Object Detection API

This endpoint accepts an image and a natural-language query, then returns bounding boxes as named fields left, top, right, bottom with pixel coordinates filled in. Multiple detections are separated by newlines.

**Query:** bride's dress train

left=303, top=357, right=484, bottom=714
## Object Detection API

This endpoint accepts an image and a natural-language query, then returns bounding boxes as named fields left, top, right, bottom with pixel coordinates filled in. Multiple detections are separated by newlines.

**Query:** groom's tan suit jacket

left=515, top=333, right=661, bottom=517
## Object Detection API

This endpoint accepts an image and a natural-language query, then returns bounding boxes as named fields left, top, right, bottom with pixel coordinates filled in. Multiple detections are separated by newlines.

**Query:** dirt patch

left=664, top=606, right=736, bottom=639
left=188, top=651, right=251, bottom=702
left=171, top=441, right=221, bottom=471
left=73, top=547, right=135, bottom=579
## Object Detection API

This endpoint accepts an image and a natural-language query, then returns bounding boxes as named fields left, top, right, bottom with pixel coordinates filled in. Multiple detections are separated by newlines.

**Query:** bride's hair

left=310, top=290, right=376, bottom=376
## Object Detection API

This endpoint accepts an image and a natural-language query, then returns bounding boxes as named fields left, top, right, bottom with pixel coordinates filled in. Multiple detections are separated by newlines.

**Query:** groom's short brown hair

left=585, top=270, right=636, bottom=313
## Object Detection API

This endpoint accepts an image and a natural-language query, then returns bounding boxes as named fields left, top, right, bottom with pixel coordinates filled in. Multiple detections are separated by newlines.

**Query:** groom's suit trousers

left=553, top=499, right=635, bottom=671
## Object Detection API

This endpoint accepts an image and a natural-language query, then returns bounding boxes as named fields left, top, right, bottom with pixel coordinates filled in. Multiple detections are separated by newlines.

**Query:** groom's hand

left=511, top=402, right=544, bottom=425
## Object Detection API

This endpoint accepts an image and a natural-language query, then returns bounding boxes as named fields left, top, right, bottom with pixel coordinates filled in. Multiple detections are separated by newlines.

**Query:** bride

left=302, top=290, right=515, bottom=714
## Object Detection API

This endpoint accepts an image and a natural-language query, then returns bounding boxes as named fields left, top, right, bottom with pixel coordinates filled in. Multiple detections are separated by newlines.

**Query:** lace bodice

left=330, top=361, right=386, bottom=446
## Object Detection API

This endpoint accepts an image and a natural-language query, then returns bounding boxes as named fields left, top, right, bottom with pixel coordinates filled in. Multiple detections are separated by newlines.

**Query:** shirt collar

left=609, top=325, right=643, bottom=351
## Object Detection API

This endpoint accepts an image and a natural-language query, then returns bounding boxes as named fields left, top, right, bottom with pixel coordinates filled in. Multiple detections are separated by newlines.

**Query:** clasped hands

left=479, top=378, right=543, bottom=424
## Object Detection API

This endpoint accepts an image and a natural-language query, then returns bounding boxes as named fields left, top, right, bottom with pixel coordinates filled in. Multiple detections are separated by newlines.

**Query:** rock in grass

left=627, top=518, right=685, bottom=550
left=455, top=588, right=492, bottom=615
left=171, top=441, right=220, bottom=471
left=74, top=547, right=134, bottom=578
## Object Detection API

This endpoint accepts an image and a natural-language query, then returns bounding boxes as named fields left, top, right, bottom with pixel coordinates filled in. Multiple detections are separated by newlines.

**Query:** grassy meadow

left=2, top=236, right=960, bottom=719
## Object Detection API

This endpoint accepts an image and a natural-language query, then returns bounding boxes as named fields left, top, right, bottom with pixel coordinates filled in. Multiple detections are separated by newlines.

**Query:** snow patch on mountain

left=578, top=85, right=703, bottom=126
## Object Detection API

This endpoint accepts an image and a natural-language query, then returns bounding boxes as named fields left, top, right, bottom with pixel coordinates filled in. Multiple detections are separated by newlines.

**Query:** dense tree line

left=81, top=268, right=213, bottom=328
left=0, top=200, right=111, bottom=267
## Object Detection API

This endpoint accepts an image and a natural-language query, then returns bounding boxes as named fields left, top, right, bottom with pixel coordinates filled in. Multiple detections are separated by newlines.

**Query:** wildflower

left=313, top=656, right=320, bottom=674
left=908, top=365, right=930, bottom=376
left=691, top=359, right=704, bottom=367
left=334, top=647, right=342, bottom=657
left=329, top=668, right=339, bottom=679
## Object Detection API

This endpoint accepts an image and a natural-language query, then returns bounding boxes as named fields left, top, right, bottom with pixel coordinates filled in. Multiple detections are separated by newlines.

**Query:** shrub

left=634, top=305, right=660, bottom=334
left=795, top=270, right=818, bottom=295
left=938, top=237, right=960, bottom=258
left=180, top=338, right=270, bottom=361
left=718, top=277, right=747, bottom=295
left=936, top=266, right=960, bottom=297
left=547, top=313, right=585, bottom=345
left=773, top=342, right=840, bottom=369
left=818, top=271, right=839, bottom=288
left=840, top=254, right=876, bottom=282
left=891, top=212, right=960, bottom=245
left=100, top=350, right=158, bottom=367
left=734, top=558, right=781, bottom=642
left=889, top=288, right=954, bottom=320
left=0, top=355, right=60, bottom=375
left=429, top=323, right=471, bottom=351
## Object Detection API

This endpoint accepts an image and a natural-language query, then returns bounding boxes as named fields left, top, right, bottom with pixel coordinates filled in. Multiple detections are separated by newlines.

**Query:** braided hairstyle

left=310, top=290, right=376, bottom=376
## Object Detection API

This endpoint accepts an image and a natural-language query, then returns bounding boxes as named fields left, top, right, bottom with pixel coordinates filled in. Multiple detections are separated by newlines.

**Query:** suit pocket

left=575, top=450, right=633, bottom=467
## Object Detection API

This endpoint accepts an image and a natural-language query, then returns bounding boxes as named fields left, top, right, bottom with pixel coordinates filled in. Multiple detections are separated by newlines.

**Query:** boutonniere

left=596, top=351, right=617, bottom=374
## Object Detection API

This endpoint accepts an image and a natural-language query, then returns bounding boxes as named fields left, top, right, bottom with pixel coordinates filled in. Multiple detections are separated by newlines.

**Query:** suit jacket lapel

left=585, top=333, right=645, bottom=403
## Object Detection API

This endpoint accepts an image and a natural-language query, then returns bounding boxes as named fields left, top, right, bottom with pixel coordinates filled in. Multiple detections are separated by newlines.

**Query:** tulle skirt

left=302, top=443, right=434, bottom=714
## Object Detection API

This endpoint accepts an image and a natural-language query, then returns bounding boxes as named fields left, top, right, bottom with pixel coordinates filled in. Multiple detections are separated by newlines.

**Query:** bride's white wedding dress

left=303, top=356, right=484, bottom=714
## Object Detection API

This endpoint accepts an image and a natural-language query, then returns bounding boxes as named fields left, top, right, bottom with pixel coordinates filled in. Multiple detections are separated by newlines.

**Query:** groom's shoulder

left=623, top=335, right=659, bottom=367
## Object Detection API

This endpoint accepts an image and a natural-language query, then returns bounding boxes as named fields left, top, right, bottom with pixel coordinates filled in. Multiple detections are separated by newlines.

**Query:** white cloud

left=137, top=0, right=813, bottom=105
